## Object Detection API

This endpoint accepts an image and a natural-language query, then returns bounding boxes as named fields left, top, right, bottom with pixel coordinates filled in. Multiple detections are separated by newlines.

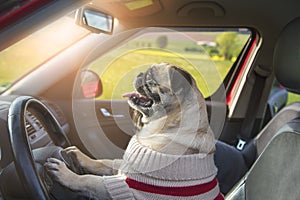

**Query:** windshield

left=86, top=28, right=251, bottom=99
left=0, top=15, right=89, bottom=92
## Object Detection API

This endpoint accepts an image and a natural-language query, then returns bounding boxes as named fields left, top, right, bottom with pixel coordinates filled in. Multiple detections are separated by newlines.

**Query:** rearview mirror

left=76, top=7, right=114, bottom=34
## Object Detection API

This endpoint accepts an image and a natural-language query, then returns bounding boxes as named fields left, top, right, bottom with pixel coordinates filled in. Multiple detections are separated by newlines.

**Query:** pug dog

left=45, top=63, right=223, bottom=199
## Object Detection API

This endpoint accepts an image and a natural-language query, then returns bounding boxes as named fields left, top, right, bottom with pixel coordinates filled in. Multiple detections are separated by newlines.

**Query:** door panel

left=72, top=99, right=131, bottom=159
left=95, top=100, right=134, bottom=149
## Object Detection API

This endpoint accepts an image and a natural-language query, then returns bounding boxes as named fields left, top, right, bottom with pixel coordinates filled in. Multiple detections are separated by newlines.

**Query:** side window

left=287, top=93, right=300, bottom=105
left=88, top=28, right=251, bottom=100
left=0, top=16, right=89, bottom=93
left=263, top=80, right=300, bottom=125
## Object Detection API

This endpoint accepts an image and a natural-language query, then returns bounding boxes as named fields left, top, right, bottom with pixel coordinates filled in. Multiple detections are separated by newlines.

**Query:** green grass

left=88, top=31, right=250, bottom=100
left=287, top=93, right=300, bottom=105
left=89, top=48, right=232, bottom=99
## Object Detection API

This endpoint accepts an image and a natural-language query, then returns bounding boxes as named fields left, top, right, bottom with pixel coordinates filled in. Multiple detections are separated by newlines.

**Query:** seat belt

left=236, top=65, right=270, bottom=151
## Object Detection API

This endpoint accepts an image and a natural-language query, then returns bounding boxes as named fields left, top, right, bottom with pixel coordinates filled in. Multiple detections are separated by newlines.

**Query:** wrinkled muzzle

left=123, top=68, right=162, bottom=109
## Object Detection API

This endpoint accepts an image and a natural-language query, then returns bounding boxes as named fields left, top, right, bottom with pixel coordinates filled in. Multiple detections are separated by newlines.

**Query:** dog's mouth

left=122, top=92, right=154, bottom=108
left=123, top=69, right=162, bottom=109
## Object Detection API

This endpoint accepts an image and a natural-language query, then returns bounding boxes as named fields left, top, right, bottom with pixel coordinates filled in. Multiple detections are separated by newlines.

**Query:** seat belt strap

left=236, top=65, right=270, bottom=150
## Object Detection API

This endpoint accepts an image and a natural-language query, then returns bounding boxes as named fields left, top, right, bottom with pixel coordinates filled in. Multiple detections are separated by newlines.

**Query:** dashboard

left=25, top=101, right=69, bottom=149
left=26, top=109, right=53, bottom=148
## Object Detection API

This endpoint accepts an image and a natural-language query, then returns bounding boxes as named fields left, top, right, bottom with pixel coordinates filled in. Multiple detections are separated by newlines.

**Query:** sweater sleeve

left=103, top=175, right=134, bottom=200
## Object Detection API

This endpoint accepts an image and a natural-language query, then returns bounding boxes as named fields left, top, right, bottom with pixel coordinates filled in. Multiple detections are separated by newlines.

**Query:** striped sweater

left=103, top=136, right=223, bottom=200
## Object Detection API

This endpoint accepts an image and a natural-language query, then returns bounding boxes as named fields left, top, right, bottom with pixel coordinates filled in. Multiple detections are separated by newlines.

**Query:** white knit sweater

left=103, top=136, right=223, bottom=200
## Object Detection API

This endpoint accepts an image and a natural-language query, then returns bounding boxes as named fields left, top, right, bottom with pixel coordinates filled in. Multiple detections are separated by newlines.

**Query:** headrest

left=274, top=18, right=300, bottom=94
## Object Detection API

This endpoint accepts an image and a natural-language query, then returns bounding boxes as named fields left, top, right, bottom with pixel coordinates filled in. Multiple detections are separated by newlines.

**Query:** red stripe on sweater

left=126, top=177, right=223, bottom=198
left=215, top=193, right=225, bottom=200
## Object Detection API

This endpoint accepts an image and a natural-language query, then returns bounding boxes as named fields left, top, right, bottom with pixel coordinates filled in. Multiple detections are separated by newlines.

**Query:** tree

left=216, top=32, right=238, bottom=60
left=156, top=35, right=168, bottom=49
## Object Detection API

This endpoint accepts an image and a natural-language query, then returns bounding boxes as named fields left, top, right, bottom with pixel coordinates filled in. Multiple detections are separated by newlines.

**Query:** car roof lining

left=2, top=0, right=300, bottom=72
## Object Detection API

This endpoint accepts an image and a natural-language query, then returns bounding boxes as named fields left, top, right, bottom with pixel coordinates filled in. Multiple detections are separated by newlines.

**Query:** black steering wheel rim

left=7, top=96, right=70, bottom=200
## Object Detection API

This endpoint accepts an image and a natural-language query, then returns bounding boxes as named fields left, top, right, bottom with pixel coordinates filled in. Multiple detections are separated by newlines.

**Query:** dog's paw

left=63, top=146, right=114, bottom=176
left=63, top=146, right=94, bottom=171
left=45, top=158, right=81, bottom=191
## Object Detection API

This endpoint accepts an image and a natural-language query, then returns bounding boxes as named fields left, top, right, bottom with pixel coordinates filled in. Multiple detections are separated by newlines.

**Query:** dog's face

left=124, top=63, right=215, bottom=154
left=124, top=63, right=199, bottom=127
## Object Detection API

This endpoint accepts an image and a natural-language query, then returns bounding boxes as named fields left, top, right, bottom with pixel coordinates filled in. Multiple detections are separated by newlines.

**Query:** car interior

left=0, top=0, right=300, bottom=199
left=226, top=16, right=300, bottom=199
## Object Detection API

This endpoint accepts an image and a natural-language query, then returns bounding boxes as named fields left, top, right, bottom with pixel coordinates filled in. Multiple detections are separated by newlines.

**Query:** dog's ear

left=169, top=66, right=193, bottom=95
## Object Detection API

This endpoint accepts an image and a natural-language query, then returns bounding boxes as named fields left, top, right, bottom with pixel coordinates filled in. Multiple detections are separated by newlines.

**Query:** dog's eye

left=159, top=87, right=170, bottom=94
left=146, top=80, right=157, bottom=87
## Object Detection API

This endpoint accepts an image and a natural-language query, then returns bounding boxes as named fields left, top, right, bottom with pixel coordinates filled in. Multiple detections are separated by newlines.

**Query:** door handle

left=100, top=108, right=124, bottom=118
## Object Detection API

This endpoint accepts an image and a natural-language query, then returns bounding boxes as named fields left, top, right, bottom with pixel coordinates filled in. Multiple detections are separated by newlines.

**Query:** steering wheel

left=7, top=96, right=73, bottom=200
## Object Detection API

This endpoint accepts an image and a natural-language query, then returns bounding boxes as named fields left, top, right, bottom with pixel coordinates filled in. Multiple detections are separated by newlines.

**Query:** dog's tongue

left=122, top=92, right=151, bottom=103
left=122, top=92, right=138, bottom=98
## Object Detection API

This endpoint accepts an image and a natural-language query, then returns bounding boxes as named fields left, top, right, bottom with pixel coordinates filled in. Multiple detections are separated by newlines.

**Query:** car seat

left=225, top=17, right=300, bottom=199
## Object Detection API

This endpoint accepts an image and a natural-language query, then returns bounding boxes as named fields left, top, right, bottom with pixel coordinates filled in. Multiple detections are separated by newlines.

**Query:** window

left=87, top=28, right=251, bottom=99
left=263, top=80, right=300, bottom=125
left=287, top=93, right=300, bottom=105
left=0, top=16, right=89, bottom=92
